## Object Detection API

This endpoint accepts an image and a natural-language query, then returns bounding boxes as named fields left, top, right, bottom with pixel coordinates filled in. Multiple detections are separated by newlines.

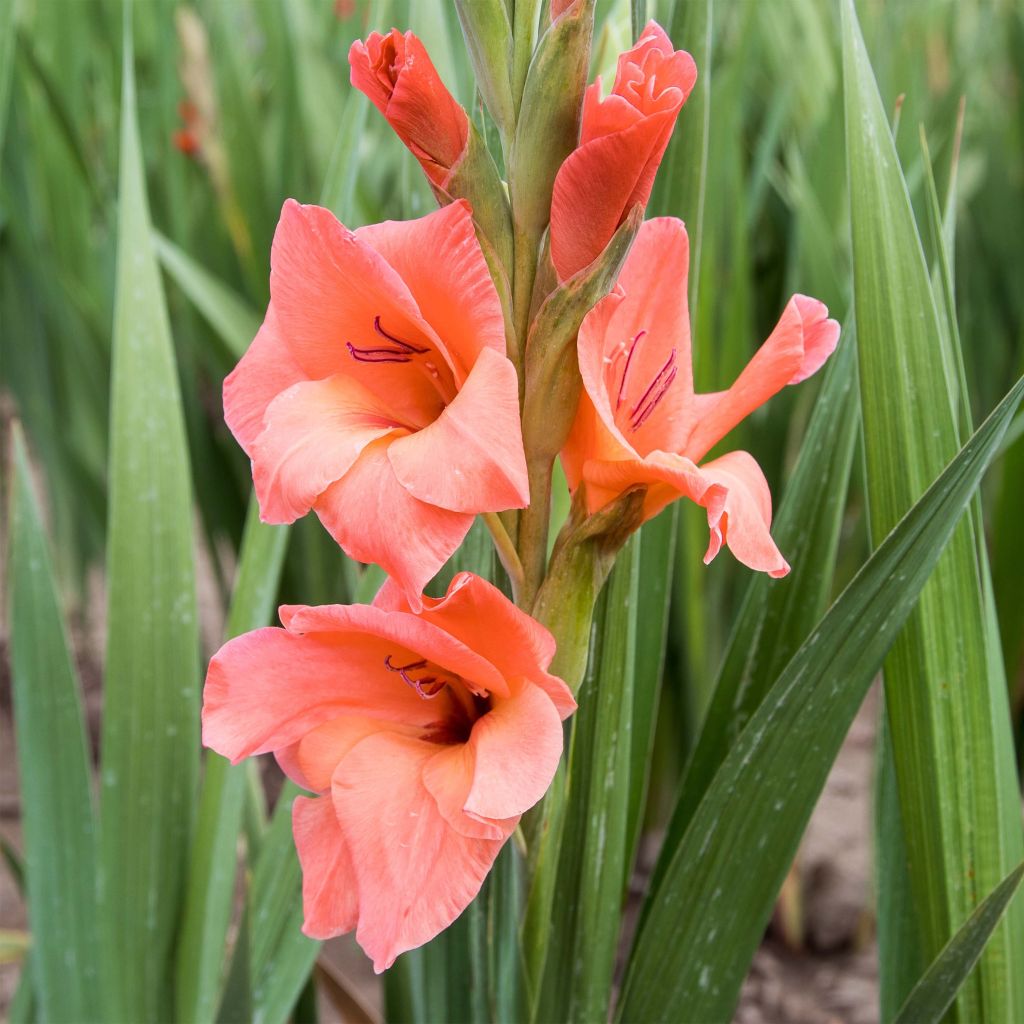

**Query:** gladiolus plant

left=8, top=3, right=1024, bottom=1024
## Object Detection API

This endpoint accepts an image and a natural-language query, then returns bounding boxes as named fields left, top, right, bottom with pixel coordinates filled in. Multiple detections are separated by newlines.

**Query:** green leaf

left=617, top=371, right=1024, bottom=1023
left=895, top=863, right=1024, bottom=1024
left=319, top=87, right=370, bottom=221
left=99, top=33, right=200, bottom=1020
left=153, top=230, right=261, bottom=362
left=175, top=499, right=290, bottom=1024
left=653, top=332, right=859, bottom=888
left=535, top=534, right=639, bottom=1023
left=8, top=426, right=102, bottom=1022
left=0, top=0, right=18, bottom=155
left=842, top=2, right=1024, bottom=1019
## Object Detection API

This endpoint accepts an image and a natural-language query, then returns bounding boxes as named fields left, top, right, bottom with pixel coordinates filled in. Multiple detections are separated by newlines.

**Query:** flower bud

left=549, top=21, right=696, bottom=281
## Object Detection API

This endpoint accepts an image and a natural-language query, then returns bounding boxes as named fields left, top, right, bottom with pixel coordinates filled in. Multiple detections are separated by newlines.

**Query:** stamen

left=615, top=330, right=646, bottom=410
left=628, top=348, right=677, bottom=431
left=347, top=315, right=430, bottom=363
left=385, top=654, right=448, bottom=700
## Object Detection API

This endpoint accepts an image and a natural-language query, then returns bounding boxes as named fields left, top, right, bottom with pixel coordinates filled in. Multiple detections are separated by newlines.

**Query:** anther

left=615, top=330, right=646, bottom=411
left=384, top=654, right=448, bottom=700
left=347, top=315, right=430, bottom=363
left=629, top=348, right=677, bottom=431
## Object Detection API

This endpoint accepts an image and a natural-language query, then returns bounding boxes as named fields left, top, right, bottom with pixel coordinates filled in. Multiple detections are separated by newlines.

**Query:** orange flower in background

left=224, top=199, right=528, bottom=603
left=549, top=21, right=696, bottom=281
left=349, top=30, right=469, bottom=189
left=563, top=218, right=839, bottom=577
left=203, top=572, right=575, bottom=971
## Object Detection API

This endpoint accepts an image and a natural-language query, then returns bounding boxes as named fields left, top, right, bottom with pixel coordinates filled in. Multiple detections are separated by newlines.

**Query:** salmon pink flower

left=349, top=30, right=469, bottom=190
left=224, top=199, right=528, bottom=603
left=549, top=21, right=696, bottom=281
left=563, top=217, right=839, bottom=577
left=202, top=572, right=574, bottom=971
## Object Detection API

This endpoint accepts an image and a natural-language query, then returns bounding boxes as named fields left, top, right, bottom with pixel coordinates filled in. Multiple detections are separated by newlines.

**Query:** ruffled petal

left=293, top=795, right=359, bottom=938
left=684, top=296, right=839, bottom=461
left=223, top=308, right=307, bottom=456
left=464, top=682, right=565, bottom=821
left=315, top=440, right=474, bottom=608
left=332, top=731, right=506, bottom=971
left=580, top=449, right=726, bottom=526
left=387, top=349, right=528, bottom=513
left=356, top=202, right=505, bottom=378
left=251, top=375, right=405, bottom=524
left=699, top=450, right=789, bottom=578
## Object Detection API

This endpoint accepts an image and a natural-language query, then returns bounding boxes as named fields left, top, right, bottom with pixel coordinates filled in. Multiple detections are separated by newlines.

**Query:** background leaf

left=843, top=2, right=1024, bottom=1019
left=7, top=426, right=102, bottom=1022
left=99, top=30, right=201, bottom=1020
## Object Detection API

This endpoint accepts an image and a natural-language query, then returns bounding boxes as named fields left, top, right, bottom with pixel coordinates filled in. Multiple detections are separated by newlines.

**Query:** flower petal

left=699, top=450, right=790, bottom=578
left=356, top=202, right=505, bottom=377
left=684, top=296, right=840, bottom=461
left=387, top=348, right=529, bottom=513
left=251, top=375, right=405, bottom=524
left=293, top=794, right=359, bottom=939
left=464, top=681, right=566, bottom=821
left=332, top=731, right=506, bottom=971
left=580, top=449, right=726, bottom=526
left=421, top=743, right=514, bottom=841
left=223, top=308, right=307, bottom=456
left=315, top=439, right=474, bottom=607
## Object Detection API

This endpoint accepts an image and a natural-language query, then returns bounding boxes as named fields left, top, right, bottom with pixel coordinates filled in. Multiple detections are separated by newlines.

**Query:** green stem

left=482, top=511, right=525, bottom=603
left=517, top=454, right=553, bottom=608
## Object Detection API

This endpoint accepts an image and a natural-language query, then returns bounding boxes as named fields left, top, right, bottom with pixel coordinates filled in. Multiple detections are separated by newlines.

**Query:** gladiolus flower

left=224, top=199, right=528, bottom=604
left=549, top=22, right=696, bottom=281
left=563, top=218, right=839, bottom=577
left=202, top=572, right=575, bottom=971
left=349, top=30, right=469, bottom=189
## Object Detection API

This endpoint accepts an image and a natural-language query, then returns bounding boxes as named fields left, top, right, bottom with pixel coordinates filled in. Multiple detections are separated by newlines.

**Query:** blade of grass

left=843, top=3, right=1024, bottom=1019
left=618, top=372, right=1024, bottom=1022
left=894, top=864, right=1024, bottom=1024
left=8, top=425, right=102, bottom=1022
left=175, top=499, right=290, bottom=1024
left=99, top=28, right=201, bottom=1020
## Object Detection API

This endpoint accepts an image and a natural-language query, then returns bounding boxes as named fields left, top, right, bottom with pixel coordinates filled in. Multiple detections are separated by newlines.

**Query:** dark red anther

left=615, top=330, right=646, bottom=411
left=347, top=316, right=430, bottom=363
left=629, top=348, right=677, bottom=431
left=385, top=654, right=448, bottom=699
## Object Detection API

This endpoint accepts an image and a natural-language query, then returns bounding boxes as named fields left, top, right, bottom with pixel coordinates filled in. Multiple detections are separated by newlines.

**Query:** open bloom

left=224, top=199, right=528, bottom=603
left=549, top=21, right=696, bottom=281
left=203, top=572, right=574, bottom=971
left=563, top=218, right=839, bottom=576
left=349, top=30, right=469, bottom=189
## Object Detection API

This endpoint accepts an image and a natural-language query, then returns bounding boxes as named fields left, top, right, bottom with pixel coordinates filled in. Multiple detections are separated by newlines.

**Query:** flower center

left=609, top=329, right=677, bottom=434
left=348, top=316, right=455, bottom=405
